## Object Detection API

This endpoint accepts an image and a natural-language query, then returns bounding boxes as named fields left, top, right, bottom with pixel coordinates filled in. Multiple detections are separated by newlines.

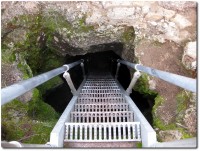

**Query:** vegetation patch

left=152, top=92, right=194, bottom=140
left=134, top=73, right=157, bottom=98
left=1, top=89, right=59, bottom=144
left=37, top=76, right=64, bottom=95
left=121, top=26, right=135, bottom=44
left=176, top=90, right=192, bottom=122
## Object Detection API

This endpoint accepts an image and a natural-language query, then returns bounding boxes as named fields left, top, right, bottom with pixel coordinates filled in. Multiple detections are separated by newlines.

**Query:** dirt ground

left=135, top=39, right=192, bottom=125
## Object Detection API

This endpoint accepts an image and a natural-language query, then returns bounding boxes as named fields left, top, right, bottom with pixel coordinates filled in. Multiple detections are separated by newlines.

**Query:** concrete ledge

left=154, top=137, right=197, bottom=148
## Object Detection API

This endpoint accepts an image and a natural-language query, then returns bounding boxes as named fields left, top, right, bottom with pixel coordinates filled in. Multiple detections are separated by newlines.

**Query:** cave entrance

left=43, top=50, right=156, bottom=125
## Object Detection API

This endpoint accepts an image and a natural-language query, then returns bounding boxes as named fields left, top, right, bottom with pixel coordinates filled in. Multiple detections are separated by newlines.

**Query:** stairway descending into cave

left=64, top=73, right=141, bottom=148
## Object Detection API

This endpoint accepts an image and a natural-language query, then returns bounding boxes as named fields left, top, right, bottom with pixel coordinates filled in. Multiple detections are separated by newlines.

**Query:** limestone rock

left=149, top=80, right=156, bottom=90
left=107, top=7, right=135, bottom=19
left=182, top=41, right=196, bottom=70
left=159, top=130, right=183, bottom=142
left=171, top=14, right=192, bottom=29
left=184, top=107, right=197, bottom=134
left=145, top=12, right=163, bottom=21
left=158, top=1, right=196, bottom=11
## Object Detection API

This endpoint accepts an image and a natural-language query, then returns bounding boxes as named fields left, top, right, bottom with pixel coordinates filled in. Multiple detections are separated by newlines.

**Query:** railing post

left=115, top=62, right=121, bottom=79
left=126, top=70, right=141, bottom=95
left=80, top=62, right=86, bottom=78
left=63, top=71, right=77, bottom=95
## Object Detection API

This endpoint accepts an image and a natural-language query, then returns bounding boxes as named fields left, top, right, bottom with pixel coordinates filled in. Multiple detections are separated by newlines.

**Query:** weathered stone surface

left=171, top=14, right=192, bottom=29
left=182, top=41, right=196, bottom=70
left=158, top=1, right=196, bottom=11
left=148, top=80, right=156, bottom=90
left=159, top=130, right=183, bottom=142
left=184, top=106, right=197, bottom=134
left=1, top=63, right=33, bottom=102
left=145, top=12, right=163, bottom=21
left=107, top=7, right=135, bottom=19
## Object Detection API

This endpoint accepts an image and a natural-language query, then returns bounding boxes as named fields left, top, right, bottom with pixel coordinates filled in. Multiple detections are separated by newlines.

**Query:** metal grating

left=81, top=89, right=120, bottom=93
left=80, top=93, right=123, bottom=97
left=64, top=76, right=141, bottom=144
left=76, top=97, right=126, bottom=104
left=70, top=111, right=134, bottom=123
left=84, top=83, right=118, bottom=86
left=64, top=122, right=141, bottom=142
left=83, top=86, right=119, bottom=89
left=74, top=103, right=129, bottom=112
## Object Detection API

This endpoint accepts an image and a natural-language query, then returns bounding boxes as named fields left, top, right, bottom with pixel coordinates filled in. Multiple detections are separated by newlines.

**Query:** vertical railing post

left=80, top=62, right=86, bottom=78
left=115, top=62, right=121, bottom=79
left=63, top=71, right=77, bottom=95
left=126, top=70, right=141, bottom=95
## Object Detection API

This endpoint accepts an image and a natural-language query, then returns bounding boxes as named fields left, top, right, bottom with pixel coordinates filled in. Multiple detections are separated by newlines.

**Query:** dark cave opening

left=43, top=50, right=156, bottom=125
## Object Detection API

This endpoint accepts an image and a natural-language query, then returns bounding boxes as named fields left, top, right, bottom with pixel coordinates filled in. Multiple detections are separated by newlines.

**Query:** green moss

left=152, top=95, right=177, bottom=130
left=176, top=91, right=191, bottom=115
left=76, top=16, right=94, bottom=33
left=152, top=94, right=194, bottom=139
left=38, top=76, right=63, bottom=95
left=1, top=43, right=16, bottom=63
left=136, top=142, right=142, bottom=148
left=121, top=26, right=135, bottom=43
left=134, top=73, right=157, bottom=97
left=1, top=100, right=28, bottom=141
left=28, top=89, right=59, bottom=121
left=2, top=89, right=59, bottom=144
left=17, top=61, right=33, bottom=79
left=152, top=40, right=163, bottom=47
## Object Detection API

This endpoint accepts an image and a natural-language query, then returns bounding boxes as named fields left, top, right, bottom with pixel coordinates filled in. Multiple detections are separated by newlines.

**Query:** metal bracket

left=115, top=63, right=121, bottom=79
left=63, top=71, right=77, bottom=95
left=80, top=62, right=86, bottom=78
left=126, top=70, right=141, bottom=95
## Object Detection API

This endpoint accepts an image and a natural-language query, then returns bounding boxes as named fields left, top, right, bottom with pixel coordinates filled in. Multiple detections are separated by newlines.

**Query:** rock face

left=159, top=130, right=183, bottom=142
left=1, top=1, right=197, bottom=58
left=182, top=41, right=197, bottom=70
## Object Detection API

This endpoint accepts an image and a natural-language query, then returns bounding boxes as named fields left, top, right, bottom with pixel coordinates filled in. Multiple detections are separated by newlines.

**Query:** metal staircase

left=64, top=74, right=141, bottom=144
left=1, top=59, right=196, bottom=148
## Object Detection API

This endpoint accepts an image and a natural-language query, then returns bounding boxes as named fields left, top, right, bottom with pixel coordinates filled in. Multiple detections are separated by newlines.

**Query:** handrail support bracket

left=126, top=70, right=141, bottom=95
left=63, top=71, right=77, bottom=95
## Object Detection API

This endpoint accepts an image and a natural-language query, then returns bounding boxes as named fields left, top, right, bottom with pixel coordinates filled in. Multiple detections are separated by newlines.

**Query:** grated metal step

left=74, top=103, right=129, bottom=112
left=80, top=93, right=123, bottom=97
left=86, top=79, right=116, bottom=81
left=83, top=86, right=119, bottom=89
left=81, top=89, right=120, bottom=93
left=64, top=122, right=141, bottom=142
left=70, top=111, right=134, bottom=123
left=76, top=97, right=126, bottom=104
left=84, top=83, right=118, bottom=87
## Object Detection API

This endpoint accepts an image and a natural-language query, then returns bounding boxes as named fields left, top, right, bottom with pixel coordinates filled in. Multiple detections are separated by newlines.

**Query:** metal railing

left=116, top=59, right=196, bottom=93
left=1, top=59, right=84, bottom=106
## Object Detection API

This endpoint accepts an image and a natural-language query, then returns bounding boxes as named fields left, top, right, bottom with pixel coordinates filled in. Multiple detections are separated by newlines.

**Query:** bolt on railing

left=116, top=59, right=196, bottom=93
left=1, top=60, right=85, bottom=106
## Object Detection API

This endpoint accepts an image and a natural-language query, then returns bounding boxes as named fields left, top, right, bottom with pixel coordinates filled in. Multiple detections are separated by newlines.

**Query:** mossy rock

left=134, top=73, right=157, bottom=98
left=1, top=89, right=59, bottom=144
left=37, top=76, right=64, bottom=95
left=121, top=26, right=135, bottom=43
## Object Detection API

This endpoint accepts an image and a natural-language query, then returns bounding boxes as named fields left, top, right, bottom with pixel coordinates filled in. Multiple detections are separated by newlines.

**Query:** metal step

left=81, top=89, right=120, bottom=93
left=76, top=97, right=126, bottom=104
left=70, top=111, right=134, bottom=123
left=83, top=86, right=119, bottom=89
left=64, top=122, right=141, bottom=142
left=74, top=103, right=129, bottom=112
left=86, top=79, right=116, bottom=81
left=84, top=83, right=118, bottom=86
left=80, top=93, right=123, bottom=97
